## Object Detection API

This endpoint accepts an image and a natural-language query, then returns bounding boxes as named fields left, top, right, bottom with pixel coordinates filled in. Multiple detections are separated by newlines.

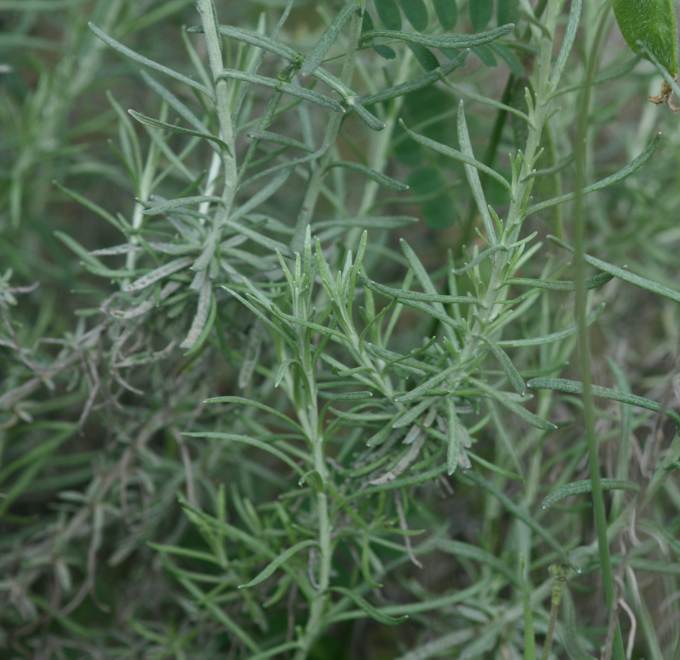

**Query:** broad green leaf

left=613, top=0, right=678, bottom=75
left=375, top=0, right=402, bottom=29
left=408, top=43, right=440, bottom=71
left=397, top=0, right=428, bottom=30
left=470, top=0, right=493, bottom=31
left=496, top=0, right=519, bottom=25
left=433, top=0, right=458, bottom=30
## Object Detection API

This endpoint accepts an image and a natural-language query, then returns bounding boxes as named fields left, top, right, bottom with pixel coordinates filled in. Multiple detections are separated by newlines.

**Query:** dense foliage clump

left=1, top=1, right=679, bottom=658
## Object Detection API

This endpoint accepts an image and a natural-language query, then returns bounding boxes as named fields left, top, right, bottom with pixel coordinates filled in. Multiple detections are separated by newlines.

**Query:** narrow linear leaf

left=550, top=0, right=581, bottom=87
left=457, top=101, right=497, bottom=243
left=302, top=3, right=357, bottom=76
left=348, top=100, right=386, bottom=130
left=203, top=397, right=304, bottom=433
left=498, top=302, right=606, bottom=348
left=461, top=471, right=570, bottom=563
left=231, top=171, right=291, bottom=223
left=332, top=587, right=408, bottom=625
left=527, top=133, right=661, bottom=217
left=219, top=69, right=344, bottom=112
left=396, top=364, right=458, bottom=403
left=362, top=24, right=514, bottom=51
left=55, top=232, right=131, bottom=279
left=325, top=161, right=409, bottom=191
left=53, top=181, right=125, bottom=232
left=239, top=540, right=317, bottom=588
left=360, top=53, right=467, bottom=106
left=401, top=119, right=511, bottom=190
left=140, top=71, right=209, bottom=133
left=183, top=432, right=306, bottom=476
left=527, top=377, right=680, bottom=422
left=122, top=257, right=193, bottom=293
left=142, top=195, right=223, bottom=216
left=128, top=109, right=231, bottom=153
left=446, top=399, right=471, bottom=475
left=471, top=378, right=556, bottom=430
left=479, top=336, right=526, bottom=395
left=365, top=277, right=479, bottom=304
left=178, top=576, right=259, bottom=652
left=208, top=24, right=300, bottom=61
left=540, top=479, right=640, bottom=511
left=506, top=272, right=613, bottom=291
left=248, top=130, right=315, bottom=152
left=180, top=280, right=214, bottom=352
left=552, top=235, right=680, bottom=305
left=89, top=23, right=210, bottom=97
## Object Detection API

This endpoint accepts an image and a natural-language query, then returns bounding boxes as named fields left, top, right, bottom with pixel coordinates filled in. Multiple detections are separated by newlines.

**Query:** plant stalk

left=573, top=6, right=626, bottom=659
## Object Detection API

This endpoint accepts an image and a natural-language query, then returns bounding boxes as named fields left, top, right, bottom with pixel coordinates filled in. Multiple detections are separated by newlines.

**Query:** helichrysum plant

left=1, top=0, right=680, bottom=658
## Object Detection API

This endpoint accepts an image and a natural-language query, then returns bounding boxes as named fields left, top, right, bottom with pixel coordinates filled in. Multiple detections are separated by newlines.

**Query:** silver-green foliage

left=2, top=0, right=680, bottom=658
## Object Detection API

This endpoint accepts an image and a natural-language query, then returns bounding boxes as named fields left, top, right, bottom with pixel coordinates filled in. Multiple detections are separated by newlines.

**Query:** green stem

left=197, top=0, right=238, bottom=215
left=573, top=7, right=625, bottom=659
left=291, top=1, right=366, bottom=252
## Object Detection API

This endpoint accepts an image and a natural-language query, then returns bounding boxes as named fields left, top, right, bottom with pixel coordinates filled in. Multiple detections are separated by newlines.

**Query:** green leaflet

left=433, top=0, right=457, bottom=30
left=612, top=0, right=678, bottom=76
left=469, top=0, right=493, bottom=31
left=375, top=0, right=402, bottom=30
left=397, top=0, right=428, bottom=31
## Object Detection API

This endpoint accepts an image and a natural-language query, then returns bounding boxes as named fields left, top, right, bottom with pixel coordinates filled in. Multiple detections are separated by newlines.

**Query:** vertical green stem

left=573, top=7, right=625, bottom=659
left=197, top=0, right=238, bottom=214
left=291, top=1, right=366, bottom=252
left=292, top=358, right=331, bottom=659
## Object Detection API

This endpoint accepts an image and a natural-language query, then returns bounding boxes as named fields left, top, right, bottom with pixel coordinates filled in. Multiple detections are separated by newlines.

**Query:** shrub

left=1, top=1, right=679, bottom=657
